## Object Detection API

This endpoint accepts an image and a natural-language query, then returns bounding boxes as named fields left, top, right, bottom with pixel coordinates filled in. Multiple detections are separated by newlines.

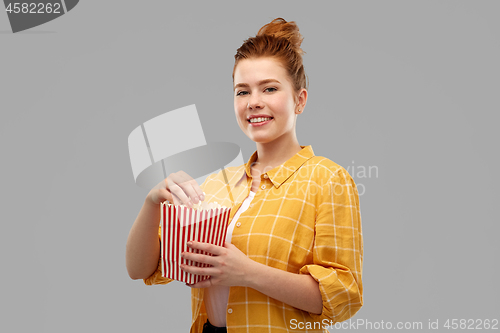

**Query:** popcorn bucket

left=160, top=202, right=231, bottom=284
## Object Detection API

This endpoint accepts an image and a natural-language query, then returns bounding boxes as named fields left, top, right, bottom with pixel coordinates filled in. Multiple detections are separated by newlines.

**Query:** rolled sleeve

left=300, top=167, right=363, bottom=323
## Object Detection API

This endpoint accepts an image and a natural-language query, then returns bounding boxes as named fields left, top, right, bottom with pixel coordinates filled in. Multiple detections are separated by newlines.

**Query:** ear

left=295, top=88, right=308, bottom=114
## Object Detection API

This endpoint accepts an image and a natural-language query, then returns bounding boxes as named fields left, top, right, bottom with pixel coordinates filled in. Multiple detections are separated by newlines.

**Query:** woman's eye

left=265, top=87, right=277, bottom=93
left=236, top=91, right=248, bottom=96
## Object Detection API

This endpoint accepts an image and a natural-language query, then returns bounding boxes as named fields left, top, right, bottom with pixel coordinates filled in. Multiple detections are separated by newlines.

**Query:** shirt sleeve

left=299, top=167, right=363, bottom=323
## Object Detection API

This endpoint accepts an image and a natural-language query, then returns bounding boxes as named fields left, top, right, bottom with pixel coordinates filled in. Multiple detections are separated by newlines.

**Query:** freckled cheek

left=236, top=98, right=246, bottom=109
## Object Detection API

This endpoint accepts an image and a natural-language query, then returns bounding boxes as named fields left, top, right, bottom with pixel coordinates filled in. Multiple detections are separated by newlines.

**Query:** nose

left=247, top=92, right=263, bottom=110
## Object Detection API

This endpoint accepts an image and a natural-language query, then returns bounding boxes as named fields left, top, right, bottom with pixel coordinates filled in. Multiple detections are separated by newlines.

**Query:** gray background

left=1, top=1, right=498, bottom=332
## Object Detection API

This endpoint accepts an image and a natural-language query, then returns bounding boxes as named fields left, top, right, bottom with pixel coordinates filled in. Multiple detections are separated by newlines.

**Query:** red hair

left=233, top=18, right=308, bottom=94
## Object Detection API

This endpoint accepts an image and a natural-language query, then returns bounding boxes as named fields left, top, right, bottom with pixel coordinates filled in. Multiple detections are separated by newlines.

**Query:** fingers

left=181, top=242, right=225, bottom=267
left=180, top=262, right=219, bottom=289
left=167, top=181, right=191, bottom=206
left=180, top=262, right=219, bottom=276
left=181, top=251, right=217, bottom=267
left=157, top=187, right=174, bottom=204
left=187, top=241, right=225, bottom=256
left=147, top=180, right=174, bottom=205
left=180, top=242, right=225, bottom=279
left=181, top=242, right=246, bottom=288
left=148, top=170, right=204, bottom=206
left=165, top=171, right=204, bottom=207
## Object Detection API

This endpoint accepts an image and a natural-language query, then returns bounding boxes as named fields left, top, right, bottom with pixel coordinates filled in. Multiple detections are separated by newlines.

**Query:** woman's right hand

left=146, top=171, right=205, bottom=207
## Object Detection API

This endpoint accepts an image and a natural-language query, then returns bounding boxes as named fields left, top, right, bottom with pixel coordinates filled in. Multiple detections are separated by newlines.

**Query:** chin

left=249, top=137, right=274, bottom=144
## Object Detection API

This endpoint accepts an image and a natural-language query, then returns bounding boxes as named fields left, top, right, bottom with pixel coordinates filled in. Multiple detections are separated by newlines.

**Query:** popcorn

left=160, top=202, right=231, bottom=284
left=191, top=200, right=224, bottom=210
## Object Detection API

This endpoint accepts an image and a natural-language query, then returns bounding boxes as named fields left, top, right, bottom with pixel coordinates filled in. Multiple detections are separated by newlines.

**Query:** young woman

left=126, top=18, right=363, bottom=333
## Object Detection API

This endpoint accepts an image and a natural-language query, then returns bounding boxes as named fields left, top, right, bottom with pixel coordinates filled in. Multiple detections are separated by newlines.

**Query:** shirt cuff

left=299, top=264, right=363, bottom=323
left=143, top=259, right=173, bottom=286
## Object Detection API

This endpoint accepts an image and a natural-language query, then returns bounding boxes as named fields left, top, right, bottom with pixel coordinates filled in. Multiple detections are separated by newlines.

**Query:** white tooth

left=249, top=117, right=272, bottom=123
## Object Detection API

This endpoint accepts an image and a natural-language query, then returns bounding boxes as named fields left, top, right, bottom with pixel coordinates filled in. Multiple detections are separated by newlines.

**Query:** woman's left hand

left=180, top=241, right=256, bottom=288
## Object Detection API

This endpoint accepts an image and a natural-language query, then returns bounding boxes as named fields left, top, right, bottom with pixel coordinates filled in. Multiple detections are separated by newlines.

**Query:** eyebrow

left=233, top=79, right=281, bottom=91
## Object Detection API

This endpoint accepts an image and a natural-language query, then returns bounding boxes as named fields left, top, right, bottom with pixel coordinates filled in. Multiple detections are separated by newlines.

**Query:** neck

left=254, top=134, right=302, bottom=173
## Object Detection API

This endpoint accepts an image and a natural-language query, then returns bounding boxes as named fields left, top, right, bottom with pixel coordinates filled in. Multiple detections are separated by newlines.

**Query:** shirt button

left=236, top=222, right=241, bottom=227
left=261, top=185, right=266, bottom=190
left=263, top=174, right=269, bottom=179
left=227, top=308, right=233, bottom=314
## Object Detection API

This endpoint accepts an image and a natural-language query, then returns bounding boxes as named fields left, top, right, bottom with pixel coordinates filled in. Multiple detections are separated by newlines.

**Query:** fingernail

left=187, top=241, right=193, bottom=247
left=187, top=201, right=193, bottom=207
left=199, top=193, right=205, bottom=201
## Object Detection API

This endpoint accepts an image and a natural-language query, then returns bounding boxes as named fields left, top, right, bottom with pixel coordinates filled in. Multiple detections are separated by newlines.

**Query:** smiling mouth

left=248, top=117, right=274, bottom=123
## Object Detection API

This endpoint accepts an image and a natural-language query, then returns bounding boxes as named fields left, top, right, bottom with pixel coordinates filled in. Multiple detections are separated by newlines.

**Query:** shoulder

left=303, top=155, right=353, bottom=182
left=303, top=156, right=360, bottom=204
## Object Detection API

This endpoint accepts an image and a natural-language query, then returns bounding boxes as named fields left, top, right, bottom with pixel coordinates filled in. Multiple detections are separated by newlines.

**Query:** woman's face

left=233, top=57, right=305, bottom=145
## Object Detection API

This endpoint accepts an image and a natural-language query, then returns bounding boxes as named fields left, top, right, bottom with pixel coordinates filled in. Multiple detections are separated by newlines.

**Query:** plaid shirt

left=144, top=145, right=363, bottom=332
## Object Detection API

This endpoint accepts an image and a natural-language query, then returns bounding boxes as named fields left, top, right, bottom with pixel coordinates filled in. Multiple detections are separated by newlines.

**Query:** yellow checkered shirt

left=144, top=145, right=363, bottom=332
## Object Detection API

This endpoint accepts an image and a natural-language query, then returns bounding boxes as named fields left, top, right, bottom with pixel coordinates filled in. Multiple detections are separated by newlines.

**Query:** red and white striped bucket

left=160, top=203, right=231, bottom=284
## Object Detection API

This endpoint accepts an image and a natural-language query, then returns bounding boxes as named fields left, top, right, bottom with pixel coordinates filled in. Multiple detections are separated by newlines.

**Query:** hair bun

left=257, top=18, right=304, bottom=55
left=233, top=17, right=308, bottom=91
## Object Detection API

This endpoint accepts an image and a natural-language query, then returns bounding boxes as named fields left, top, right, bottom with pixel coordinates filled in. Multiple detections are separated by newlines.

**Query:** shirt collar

left=244, top=145, right=315, bottom=188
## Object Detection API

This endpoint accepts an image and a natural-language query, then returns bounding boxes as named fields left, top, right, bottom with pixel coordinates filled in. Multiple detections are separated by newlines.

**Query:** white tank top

left=203, top=191, right=256, bottom=327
